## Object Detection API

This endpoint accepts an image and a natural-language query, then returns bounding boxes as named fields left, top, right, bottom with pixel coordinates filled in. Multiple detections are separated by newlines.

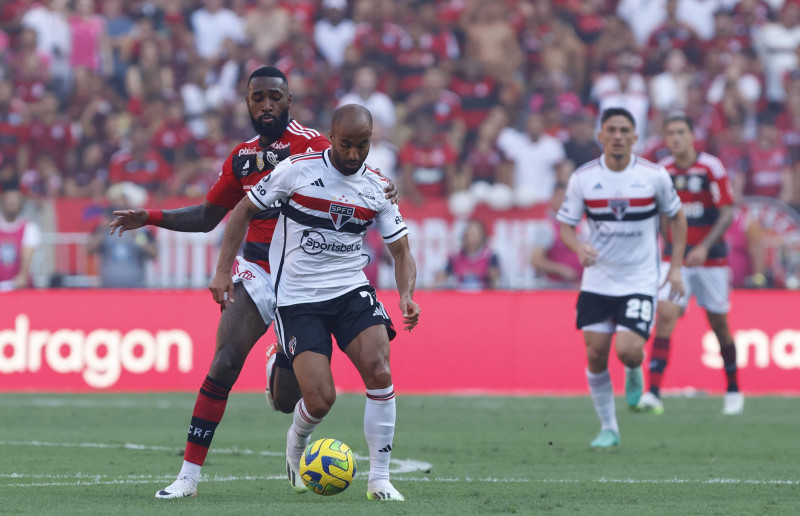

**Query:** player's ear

left=286, top=92, right=292, bottom=107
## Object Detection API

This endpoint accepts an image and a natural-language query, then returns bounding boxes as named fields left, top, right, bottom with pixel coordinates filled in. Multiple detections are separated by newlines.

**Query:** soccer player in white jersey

left=557, top=107, right=688, bottom=447
left=210, top=104, right=419, bottom=501
left=638, top=113, right=742, bottom=416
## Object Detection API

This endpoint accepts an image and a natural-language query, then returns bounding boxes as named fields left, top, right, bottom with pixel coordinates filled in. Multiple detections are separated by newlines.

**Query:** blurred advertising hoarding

left=1, top=290, right=797, bottom=394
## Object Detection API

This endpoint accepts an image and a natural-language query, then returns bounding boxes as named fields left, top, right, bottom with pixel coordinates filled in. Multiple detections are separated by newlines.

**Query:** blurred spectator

left=530, top=184, right=582, bottom=288
left=64, top=142, right=107, bottom=198
left=563, top=111, right=602, bottom=169
left=727, top=206, right=769, bottom=288
left=742, top=114, right=794, bottom=203
left=616, top=0, right=666, bottom=47
left=313, top=0, right=355, bottom=69
left=399, top=109, right=458, bottom=204
left=754, top=2, right=800, bottom=105
left=26, top=92, right=76, bottom=172
left=69, top=0, right=111, bottom=75
left=190, top=0, right=245, bottom=61
left=496, top=111, right=570, bottom=206
left=244, top=0, right=291, bottom=59
left=461, top=0, right=523, bottom=80
left=450, top=59, right=501, bottom=143
left=20, top=151, right=62, bottom=198
left=404, top=67, right=466, bottom=148
left=706, top=50, right=762, bottom=110
left=649, top=49, right=691, bottom=112
left=338, top=65, right=396, bottom=129
left=645, top=0, right=700, bottom=74
left=10, top=27, right=50, bottom=105
left=365, top=121, right=397, bottom=182
left=151, top=102, right=193, bottom=165
left=0, top=178, right=41, bottom=290
left=590, top=50, right=649, bottom=150
left=460, top=108, right=507, bottom=187
left=88, top=182, right=156, bottom=288
left=435, top=219, right=500, bottom=290
left=21, top=0, right=71, bottom=95
left=0, top=79, right=28, bottom=173
left=108, top=124, right=172, bottom=194
left=349, top=0, right=406, bottom=69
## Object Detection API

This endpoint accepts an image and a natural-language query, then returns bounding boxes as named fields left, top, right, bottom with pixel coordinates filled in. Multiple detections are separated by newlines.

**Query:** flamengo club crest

left=329, top=203, right=354, bottom=229
left=609, top=198, right=629, bottom=220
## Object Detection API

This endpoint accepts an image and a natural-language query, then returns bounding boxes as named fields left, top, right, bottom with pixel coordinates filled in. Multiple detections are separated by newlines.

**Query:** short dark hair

left=248, top=66, right=288, bottom=86
left=600, top=107, right=635, bottom=128
left=663, top=111, right=694, bottom=132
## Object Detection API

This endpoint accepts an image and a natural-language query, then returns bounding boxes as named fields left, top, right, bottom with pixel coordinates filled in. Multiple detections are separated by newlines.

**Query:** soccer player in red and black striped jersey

left=638, top=112, right=743, bottom=416
left=109, top=67, right=397, bottom=499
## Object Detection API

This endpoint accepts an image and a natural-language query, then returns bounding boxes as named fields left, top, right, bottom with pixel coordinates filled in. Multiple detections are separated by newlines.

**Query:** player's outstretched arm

left=386, top=235, right=419, bottom=331
left=663, top=207, right=688, bottom=300
left=109, top=202, right=229, bottom=236
left=209, top=198, right=261, bottom=309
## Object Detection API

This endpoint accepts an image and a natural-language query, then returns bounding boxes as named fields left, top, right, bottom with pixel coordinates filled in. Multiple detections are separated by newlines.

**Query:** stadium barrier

left=1, top=289, right=797, bottom=394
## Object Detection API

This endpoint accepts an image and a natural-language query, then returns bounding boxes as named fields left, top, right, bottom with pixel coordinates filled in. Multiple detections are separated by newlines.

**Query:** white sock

left=290, top=399, right=322, bottom=445
left=364, top=385, right=396, bottom=484
left=586, top=369, right=619, bottom=434
left=178, top=460, right=201, bottom=483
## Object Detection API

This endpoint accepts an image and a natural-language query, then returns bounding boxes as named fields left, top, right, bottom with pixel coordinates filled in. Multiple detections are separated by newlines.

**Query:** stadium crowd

left=1, top=0, right=800, bottom=289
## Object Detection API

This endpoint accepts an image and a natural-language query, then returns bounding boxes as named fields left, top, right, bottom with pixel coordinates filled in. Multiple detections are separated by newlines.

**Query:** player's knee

left=273, top=388, right=302, bottom=414
left=707, top=314, right=730, bottom=339
left=617, top=347, right=644, bottom=368
left=359, top=357, right=392, bottom=388
left=212, top=344, right=248, bottom=375
left=303, top=388, right=336, bottom=419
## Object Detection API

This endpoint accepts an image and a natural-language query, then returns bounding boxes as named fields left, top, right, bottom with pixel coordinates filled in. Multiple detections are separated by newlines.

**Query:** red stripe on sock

left=298, top=401, right=318, bottom=424
left=366, top=391, right=395, bottom=401
left=184, top=442, right=209, bottom=465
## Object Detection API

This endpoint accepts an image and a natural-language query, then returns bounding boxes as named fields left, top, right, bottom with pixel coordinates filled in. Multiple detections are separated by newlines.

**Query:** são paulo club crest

left=609, top=198, right=629, bottom=220
left=329, top=204, right=354, bottom=229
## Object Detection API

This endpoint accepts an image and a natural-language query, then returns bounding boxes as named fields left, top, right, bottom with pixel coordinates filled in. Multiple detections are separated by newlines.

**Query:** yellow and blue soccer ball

left=299, top=438, right=357, bottom=496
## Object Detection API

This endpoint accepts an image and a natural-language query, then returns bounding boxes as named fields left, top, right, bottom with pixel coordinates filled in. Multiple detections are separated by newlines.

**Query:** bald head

left=331, top=104, right=373, bottom=134
left=328, top=104, right=373, bottom=176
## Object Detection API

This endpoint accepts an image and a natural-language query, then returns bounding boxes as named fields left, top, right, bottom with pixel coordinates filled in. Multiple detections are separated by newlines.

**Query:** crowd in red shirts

left=1, top=0, right=800, bottom=288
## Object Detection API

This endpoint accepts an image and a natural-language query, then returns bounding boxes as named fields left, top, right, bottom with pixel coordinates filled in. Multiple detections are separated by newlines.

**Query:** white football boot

left=722, top=392, right=744, bottom=415
left=367, top=479, right=405, bottom=501
left=155, top=475, right=198, bottom=499
left=285, top=428, right=309, bottom=493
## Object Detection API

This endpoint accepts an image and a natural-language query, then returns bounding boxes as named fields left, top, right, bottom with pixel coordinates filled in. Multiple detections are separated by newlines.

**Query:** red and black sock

left=647, top=337, right=671, bottom=397
left=720, top=342, right=739, bottom=392
left=184, top=375, right=231, bottom=466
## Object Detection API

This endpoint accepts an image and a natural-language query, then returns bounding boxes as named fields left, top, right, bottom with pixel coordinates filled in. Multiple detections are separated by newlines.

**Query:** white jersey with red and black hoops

left=557, top=155, right=682, bottom=297
left=659, top=152, right=734, bottom=266
left=206, top=120, right=329, bottom=273
left=247, top=148, right=408, bottom=306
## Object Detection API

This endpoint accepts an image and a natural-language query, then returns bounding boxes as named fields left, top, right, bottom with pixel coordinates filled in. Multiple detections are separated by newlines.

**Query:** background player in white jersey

left=557, top=107, right=688, bottom=448
left=108, top=67, right=397, bottom=499
left=638, top=113, right=743, bottom=416
left=210, top=105, right=419, bottom=501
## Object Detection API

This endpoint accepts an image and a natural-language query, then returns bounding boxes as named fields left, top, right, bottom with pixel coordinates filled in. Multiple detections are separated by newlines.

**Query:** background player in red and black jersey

left=638, top=112, right=744, bottom=416
left=108, top=66, right=397, bottom=499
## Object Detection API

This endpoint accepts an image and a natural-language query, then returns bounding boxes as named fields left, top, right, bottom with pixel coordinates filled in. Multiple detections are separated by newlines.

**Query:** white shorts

left=657, top=262, right=730, bottom=314
left=232, top=256, right=276, bottom=325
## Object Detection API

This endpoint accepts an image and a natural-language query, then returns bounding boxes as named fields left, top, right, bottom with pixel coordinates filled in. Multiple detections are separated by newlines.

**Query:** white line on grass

left=0, top=397, right=184, bottom=410
left=2, top=473, right=798, bottom=488
left=0, top=440, right=432, bottom=474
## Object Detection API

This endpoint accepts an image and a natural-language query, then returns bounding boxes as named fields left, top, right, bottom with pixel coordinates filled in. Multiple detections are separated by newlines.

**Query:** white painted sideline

left=2, top=473, right=798, bottom=488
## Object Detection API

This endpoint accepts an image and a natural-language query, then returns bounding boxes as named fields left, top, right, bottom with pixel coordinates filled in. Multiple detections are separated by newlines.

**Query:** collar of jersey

left=324, top=148, right=366, bottom=178
left=599, top=154, right=637, bottom=173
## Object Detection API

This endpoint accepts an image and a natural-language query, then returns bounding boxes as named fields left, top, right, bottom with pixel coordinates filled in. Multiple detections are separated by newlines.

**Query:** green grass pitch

left=1, top=393, right=798, bottom=515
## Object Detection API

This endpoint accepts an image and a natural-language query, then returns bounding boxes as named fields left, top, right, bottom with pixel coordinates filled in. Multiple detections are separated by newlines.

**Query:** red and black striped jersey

left=659, top=152, right=733, bottom=266
left=206, top=120, right=329, bottom=273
